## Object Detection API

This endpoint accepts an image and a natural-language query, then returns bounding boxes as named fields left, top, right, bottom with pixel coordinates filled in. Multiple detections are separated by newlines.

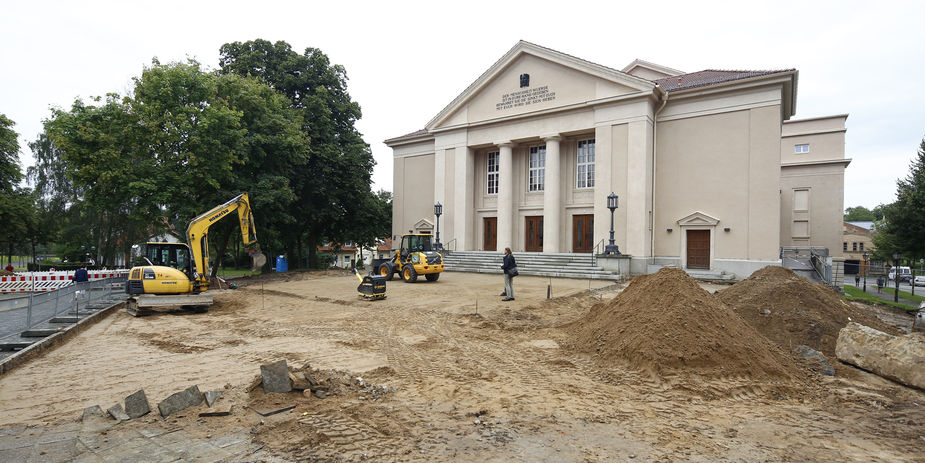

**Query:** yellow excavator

left=125, top=193, right=266, bottom=316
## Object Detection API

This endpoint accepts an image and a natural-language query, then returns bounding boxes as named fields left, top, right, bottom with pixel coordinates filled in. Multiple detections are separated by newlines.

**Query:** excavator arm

left=186, top=193, right=264, bottom=291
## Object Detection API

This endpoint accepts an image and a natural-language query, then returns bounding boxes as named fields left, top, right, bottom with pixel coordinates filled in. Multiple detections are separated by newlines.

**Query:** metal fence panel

left=0, top=277, right=124, bottom=339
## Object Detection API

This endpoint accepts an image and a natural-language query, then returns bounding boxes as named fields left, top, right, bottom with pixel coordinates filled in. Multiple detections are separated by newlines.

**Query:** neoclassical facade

left=386, top=41, right=848, bottom=277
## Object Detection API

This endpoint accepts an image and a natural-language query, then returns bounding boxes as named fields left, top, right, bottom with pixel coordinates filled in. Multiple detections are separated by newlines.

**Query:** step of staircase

left=646, top=264, right=736, bottom=281
left=443, top=251, right=621, bottom=281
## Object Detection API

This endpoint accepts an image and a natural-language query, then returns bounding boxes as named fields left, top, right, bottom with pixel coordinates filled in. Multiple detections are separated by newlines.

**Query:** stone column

left=453, top=146, right=474, bottom=250
left=543, top=135, right=562, bottom=253
left=497, top=142, right=514, bottom=251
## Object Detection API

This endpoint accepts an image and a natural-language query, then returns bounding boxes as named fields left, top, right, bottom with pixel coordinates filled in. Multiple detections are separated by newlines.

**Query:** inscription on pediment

left=496, top=85, right=557, bottom=111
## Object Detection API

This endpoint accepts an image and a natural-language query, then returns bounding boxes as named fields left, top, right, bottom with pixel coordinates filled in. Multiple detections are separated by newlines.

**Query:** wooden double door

left=686, top=229, right=710, bottom=269
left=525, top=216, right=543, bottom=252
left=573, top=214, right=594, bottom=253
left=483, top=218, right=497, bottom=251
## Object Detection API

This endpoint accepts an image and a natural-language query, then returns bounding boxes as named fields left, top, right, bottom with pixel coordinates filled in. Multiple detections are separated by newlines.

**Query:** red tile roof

left=654, top=69, right=794, bottom=93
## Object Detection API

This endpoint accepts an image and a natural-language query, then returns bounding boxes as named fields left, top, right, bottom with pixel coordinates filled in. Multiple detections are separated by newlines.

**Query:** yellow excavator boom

left=186, top=193, right=262, bottom=291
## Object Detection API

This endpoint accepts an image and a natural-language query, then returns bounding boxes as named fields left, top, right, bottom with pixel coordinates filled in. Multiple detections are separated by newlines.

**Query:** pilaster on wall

left=434, top=148, right=446, bottom=214
left=453, top=146, right=474, bottom=250
left=624, top=119, right=653, bottom=257
left=594, top=126, right=613, bottom=254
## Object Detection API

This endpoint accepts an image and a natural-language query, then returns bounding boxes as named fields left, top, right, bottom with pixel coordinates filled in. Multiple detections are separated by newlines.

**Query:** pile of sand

left=718, top=266, right=902, bottom=357
left=567, top=267, right=797, bottom=381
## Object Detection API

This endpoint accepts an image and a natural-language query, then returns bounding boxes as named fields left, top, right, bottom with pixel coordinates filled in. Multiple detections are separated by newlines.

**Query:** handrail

left=444, top=238, right=457, bottom=253
left=591, top=239, right=606, bottom=266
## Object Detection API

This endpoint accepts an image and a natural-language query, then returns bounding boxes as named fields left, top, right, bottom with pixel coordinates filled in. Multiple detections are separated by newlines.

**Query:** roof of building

left=387, top=43, right=796, bottom=142
left=846, top=221, right=876, bottom=231
left=317, top=243, right=357, bottom=252
left=654, top=69, right=795, bottom=93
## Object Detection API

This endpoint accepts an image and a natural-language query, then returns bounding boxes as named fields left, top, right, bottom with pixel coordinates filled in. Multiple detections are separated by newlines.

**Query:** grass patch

left=844, top=285, right=919, bottom=312
left=217, top=268, right=262, bottom=278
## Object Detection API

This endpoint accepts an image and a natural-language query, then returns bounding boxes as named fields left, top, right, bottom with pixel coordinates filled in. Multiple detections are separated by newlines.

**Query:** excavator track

left=126, top=294, right=213, bottom=317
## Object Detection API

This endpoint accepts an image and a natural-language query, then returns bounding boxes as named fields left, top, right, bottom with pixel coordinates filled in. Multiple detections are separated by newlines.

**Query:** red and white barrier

left=0, top=270, right=129, bottom=293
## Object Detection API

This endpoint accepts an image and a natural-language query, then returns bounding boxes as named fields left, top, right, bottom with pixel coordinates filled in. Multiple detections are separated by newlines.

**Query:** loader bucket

left=250, top=250, right=267, bottom=272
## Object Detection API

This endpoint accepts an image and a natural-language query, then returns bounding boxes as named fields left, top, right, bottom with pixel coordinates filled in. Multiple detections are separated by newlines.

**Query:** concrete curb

left=0, top=299, right=125, bottom=376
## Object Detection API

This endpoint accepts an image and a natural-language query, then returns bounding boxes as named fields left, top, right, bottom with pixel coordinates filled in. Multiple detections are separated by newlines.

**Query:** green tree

left=0, top=114, right=33, bottom=266
left=40, top=59, right=309, bottom=271
left=0, top=113, right=21, bottom=189
left=219, top=39, right=375, bottom=267
left=872, top=137, right=925, bottom=263
left=844, top=206, right=876, bottom=221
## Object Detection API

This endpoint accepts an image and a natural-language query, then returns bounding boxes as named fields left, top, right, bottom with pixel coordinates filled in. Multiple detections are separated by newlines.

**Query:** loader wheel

left=402, top=266, right=418, bottom=283
left=378, top=263, right=394, bottom=280
left=425, top=273, right=440, bottom=282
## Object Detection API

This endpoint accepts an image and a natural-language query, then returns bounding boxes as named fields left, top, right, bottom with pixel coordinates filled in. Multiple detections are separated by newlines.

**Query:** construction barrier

left=0, top=270, right=129, bottom=293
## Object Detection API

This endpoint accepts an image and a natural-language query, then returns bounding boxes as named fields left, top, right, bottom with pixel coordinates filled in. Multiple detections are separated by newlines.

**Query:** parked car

left=914, top=275, right=925, bottom=287
left=888, top=266, right=912, bottom=283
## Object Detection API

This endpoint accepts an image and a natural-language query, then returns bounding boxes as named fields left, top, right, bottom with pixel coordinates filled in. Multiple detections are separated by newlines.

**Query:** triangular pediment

left=413, top=219, right=434, bottom=232
left=428, top=41, right=656, bottom=131
left=621, top=59, right=685, bottom=80
left=677, top=211, right=720, bottom=227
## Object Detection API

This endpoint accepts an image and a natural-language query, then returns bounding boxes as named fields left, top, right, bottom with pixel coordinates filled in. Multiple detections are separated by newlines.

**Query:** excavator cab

left=142, top=242, right=192, bottom=274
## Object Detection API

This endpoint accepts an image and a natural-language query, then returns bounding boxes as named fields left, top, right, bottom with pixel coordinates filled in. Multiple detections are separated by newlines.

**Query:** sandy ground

left=0, top=270, right=923, bottom=462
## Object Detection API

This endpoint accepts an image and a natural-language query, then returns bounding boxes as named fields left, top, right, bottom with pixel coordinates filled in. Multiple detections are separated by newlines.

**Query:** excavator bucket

left=250, top=250, right=267, bottom=272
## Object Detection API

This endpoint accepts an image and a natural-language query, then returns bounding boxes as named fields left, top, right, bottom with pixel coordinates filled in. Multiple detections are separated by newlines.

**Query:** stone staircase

left=442, top=251, right=621, bottom=281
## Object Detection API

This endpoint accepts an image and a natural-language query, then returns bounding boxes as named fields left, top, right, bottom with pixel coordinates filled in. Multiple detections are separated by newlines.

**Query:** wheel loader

left=375, top=233, right=444, bottom=283
left=124, top=193, right=266, bottom=316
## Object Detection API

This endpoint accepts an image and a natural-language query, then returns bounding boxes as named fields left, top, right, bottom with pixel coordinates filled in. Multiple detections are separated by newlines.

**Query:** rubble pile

left=718, top=265, right=902, bottom=357
left=568, top=267, right=798, bottom=381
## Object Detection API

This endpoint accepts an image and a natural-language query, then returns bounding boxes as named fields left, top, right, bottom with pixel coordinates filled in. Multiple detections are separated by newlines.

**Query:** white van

left=888, top=266, right=912, bottom=282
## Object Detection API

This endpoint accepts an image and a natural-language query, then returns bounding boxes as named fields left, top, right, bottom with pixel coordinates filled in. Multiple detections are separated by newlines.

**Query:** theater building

left=385, top=41, right=848, bottom=277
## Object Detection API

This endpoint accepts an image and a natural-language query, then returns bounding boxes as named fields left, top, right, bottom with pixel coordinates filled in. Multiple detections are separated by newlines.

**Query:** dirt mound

left=567, top=267, right=797, bottom=381
left=717, top=266, right=902, bottom=357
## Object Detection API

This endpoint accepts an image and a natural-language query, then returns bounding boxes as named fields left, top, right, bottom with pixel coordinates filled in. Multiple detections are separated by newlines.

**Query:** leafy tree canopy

left=219, top=39, right=378, bottom=265
left=0, top=113, right=22, bottom=191
left=872, top=137, right=925, bottom=261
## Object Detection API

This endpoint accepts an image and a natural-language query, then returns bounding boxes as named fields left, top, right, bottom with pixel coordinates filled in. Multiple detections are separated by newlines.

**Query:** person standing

left=855, top=274, right=860, bottom=287
left=876, top=276, right=884, bottom=294
left=74, top=265, right=89, bottom=283
left=500, top=247, right=517, bottom=301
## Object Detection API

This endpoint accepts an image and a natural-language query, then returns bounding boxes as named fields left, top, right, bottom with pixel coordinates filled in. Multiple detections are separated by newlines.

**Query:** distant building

left=317, top=242, right=357, bottom=269
left=843, top=222, right=875, bottom=274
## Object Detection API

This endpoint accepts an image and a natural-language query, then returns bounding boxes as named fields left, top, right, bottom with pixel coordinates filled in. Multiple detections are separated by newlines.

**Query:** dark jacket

left=74, top=268, right=89, bottom=282
left=501, top=254, right=516, bottom=274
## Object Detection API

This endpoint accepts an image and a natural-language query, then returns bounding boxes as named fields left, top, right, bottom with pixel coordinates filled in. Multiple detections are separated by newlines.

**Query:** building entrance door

left=686, top=230, right=710, bottom=269
left=525, top=216, right=543, bottom=252
left=483, top=217, right=497, bottom=251
left=572, top=214, right=593, bottom=253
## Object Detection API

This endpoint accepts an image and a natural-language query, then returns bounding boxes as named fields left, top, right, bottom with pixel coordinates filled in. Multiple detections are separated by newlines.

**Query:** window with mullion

left=529, top=145, right=546, bottom=192
left=487, top=151, right=499, bottom=195
left=577, top=139, right=595, bottom=188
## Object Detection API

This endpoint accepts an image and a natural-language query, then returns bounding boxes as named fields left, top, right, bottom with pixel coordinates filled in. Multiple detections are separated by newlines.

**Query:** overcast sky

left=2, top=0, right=922, bottom=210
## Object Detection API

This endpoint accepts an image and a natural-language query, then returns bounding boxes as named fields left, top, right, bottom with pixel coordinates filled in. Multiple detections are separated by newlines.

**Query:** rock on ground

left=836, top=322, right=925, bottom=390
left=157, top=385, right=203, bottom=417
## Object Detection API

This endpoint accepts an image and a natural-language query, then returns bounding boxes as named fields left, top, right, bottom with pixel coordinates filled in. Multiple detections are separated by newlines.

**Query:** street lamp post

left=604, top=192, right=621, bottom=255
left=893, top=251, right=901, bottom=303
left=434, top=202, right=443, bottom=250
left=862, top=251, right=868, bottom=293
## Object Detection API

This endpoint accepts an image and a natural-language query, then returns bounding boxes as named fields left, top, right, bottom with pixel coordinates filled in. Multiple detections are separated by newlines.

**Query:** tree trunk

left=307, top=231, right=318, bottom=269
left=210, top=223, right=235, bottom=279
left=297, top=234, right=304, bottom=270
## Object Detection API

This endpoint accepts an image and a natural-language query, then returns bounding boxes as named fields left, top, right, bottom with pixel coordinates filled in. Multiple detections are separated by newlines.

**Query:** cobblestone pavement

left=0, top=418, right=272, bottom=463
